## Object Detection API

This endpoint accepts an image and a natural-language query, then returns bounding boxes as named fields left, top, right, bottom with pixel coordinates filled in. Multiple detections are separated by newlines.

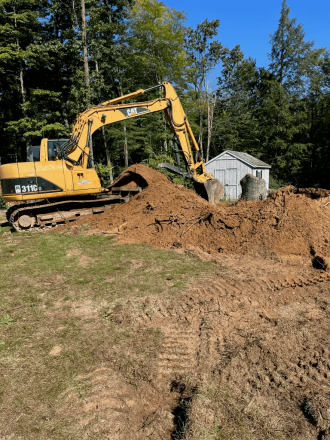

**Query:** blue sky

left=164, top=0, right=329, bottom=68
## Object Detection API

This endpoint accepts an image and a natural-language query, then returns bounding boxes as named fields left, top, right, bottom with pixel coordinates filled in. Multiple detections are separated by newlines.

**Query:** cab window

left=27, top=146, right=40, bottom=162
left=48, top=139, right=69, bottom=161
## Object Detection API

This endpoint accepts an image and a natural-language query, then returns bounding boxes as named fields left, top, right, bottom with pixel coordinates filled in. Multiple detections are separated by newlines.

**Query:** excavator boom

left=0, top=82, right=223, bottom=231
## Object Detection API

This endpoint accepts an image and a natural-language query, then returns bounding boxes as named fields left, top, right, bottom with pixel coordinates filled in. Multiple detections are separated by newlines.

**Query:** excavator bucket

left=194, top=179, right=224, bottom=205
left=107, top=163, right=170, bottom=201
left=107, top=167, right=148, bottom=201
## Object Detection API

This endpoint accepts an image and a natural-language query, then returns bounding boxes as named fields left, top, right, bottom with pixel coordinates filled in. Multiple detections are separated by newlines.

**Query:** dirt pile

left=72, top=165, right=330, bottom=263
left=108, top=163, right=171, bottom=189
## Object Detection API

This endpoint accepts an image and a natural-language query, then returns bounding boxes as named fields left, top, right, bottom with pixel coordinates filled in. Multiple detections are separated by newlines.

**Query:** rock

left=240, top=173, right=267, bottom=201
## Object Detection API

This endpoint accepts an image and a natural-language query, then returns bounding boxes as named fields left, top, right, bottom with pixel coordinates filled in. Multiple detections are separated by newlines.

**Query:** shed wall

left=251, top=169, right=269, bottom=191
left=205, top=156, right=270, bottom=200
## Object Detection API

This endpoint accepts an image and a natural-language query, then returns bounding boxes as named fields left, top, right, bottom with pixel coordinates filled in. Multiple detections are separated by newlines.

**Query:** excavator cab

left=1, top=137, right=102, bottom=205
left=26, top=139, right=69, bottom=163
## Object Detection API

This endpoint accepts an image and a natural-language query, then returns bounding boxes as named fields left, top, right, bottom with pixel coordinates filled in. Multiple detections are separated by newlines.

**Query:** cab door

left=72, top=167, right=101, bottom=191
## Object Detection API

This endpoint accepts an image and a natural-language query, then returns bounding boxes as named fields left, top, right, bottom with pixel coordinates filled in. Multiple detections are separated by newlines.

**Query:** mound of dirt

left=70, top=165, right=330, bottom=263
left=108, top=163, right=171, bottom=189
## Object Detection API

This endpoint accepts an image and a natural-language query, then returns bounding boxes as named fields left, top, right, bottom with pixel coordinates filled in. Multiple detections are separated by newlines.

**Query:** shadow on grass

left=0, top=221, right=14, bottom=235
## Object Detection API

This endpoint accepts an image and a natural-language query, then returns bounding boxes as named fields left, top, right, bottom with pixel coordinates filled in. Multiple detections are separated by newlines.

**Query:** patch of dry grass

left=184, top=383, right=313, bottom=440
left=0, top=230, right=216, bottom=438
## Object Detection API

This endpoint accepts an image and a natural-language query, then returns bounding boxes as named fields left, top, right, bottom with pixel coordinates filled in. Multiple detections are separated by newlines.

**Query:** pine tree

left=265, top=0, right=317, bottom=184
left=184, top=19, right=223, bottom=157
left=269, top=0, right=314, bottom=93
left=215, top=45, right=260, bottom=157
left=0, top=0, right=46, bottom=160
left=306, top=50, right=330, bottom=186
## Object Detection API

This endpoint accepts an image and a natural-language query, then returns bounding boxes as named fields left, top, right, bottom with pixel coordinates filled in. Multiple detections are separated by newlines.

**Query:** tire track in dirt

left=54, top=263, right=330, bottom=440
left=136, top=270, right=330, bottom=388
left=58, top=366, right=177, bottom=439
left=157, top=327, right=198, bottom=380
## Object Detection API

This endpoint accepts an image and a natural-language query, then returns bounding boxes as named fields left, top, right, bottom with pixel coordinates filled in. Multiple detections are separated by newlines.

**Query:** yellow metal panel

left=40, top=138, right=48, bottom=161
left=0, top=163, right=20, bottom=180
left=17, top=162, right=36, bottom=178
left=34, top=160, right=66, bottom=193
left=72, top=168, right=101, bottom=191
left=63, top=161, right=74, bottom=191
left=17, top=162, right=37, bottom=195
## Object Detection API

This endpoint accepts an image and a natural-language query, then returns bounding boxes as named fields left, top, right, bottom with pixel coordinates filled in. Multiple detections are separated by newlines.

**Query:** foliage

left=0, top=195, right=10, bottom=210
left=184, top=19, right=225, bottom=159
left=214, top=1, right=330, bottom=187
left=0, top=315, right=15, bottom=325
left=269, top=175, right=291, bottom=190
left=95, top=162, right=113, bottom=187
left=127, top=0, right=187, bottom=86
left=0, top=0, right=329, bottom=189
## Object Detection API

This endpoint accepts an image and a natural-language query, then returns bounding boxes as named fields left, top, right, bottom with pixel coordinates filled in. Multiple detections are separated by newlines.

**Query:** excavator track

left=8, top=187, right=143, bottom=232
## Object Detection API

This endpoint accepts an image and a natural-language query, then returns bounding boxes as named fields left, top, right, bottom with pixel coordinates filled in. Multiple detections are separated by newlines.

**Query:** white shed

left=205, top=151, right=271, bottom=200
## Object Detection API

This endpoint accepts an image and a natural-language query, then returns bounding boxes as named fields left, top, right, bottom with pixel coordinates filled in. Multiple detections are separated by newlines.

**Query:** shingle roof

left=206, top=150, right=271, bottom=168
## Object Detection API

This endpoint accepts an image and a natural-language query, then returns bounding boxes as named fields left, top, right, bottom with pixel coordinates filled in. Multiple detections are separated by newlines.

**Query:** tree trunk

left=123, top=125, right=128, bottom=168
left=198, top=128, right=203, bottom=159
left=198, top=98, right=204, bottom=158
left=19, top=66, right=26, bottom=104
left=102, top=126, right=114, bottom=183
left=81, top=0, right=89, bottom=88
left=118, top=82, right=128, bottom=168
left=14, top=7, right=28, bottom=156
left=81, top=0, right=94, bottom=167
left=206, top=85, right=216, bottom=163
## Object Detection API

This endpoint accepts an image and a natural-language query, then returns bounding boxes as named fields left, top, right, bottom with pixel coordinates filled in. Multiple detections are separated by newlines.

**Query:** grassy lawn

left=0, top=223, right=216, bottom=438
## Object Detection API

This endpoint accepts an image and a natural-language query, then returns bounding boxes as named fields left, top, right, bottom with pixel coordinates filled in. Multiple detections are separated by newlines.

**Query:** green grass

left=0, top=219, right=11, bottom=235
left=0, top=229, right=217, bottom=439
left=0, top=231, right=216, bottom=309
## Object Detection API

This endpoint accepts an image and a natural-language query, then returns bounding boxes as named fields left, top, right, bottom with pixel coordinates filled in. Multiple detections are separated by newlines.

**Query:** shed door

left=225, top=168, right=237, bottom=200
left=215, top=169, right=225, bottom=183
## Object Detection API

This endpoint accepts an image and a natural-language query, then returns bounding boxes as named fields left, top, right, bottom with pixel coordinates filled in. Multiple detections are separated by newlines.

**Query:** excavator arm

left=58, top=82, right=223, bottom=202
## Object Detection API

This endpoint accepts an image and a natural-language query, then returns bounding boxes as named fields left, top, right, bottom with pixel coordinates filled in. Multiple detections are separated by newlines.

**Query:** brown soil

left=57, top=253, right=330, bottom=439
left=55, top=165, right=330, bottom=439
left=67, top=164, right=330, bottom=266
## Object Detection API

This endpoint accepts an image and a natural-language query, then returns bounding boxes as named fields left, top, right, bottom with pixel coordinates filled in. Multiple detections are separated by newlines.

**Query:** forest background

left=0, top=0, right=329, bottom=189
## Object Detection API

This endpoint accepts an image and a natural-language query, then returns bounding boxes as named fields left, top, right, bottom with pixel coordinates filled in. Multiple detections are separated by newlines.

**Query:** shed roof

left=206, top=150, right=271, bottom=169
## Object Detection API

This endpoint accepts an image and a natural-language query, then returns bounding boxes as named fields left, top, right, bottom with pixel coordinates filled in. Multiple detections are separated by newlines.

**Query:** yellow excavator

left=0, top=82, right=223, bottom=231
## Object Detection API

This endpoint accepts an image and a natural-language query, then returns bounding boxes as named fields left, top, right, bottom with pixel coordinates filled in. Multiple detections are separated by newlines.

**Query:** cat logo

left=127, top=108, right=137, bottom=117
left=119, top=107, right=150, bottom=118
